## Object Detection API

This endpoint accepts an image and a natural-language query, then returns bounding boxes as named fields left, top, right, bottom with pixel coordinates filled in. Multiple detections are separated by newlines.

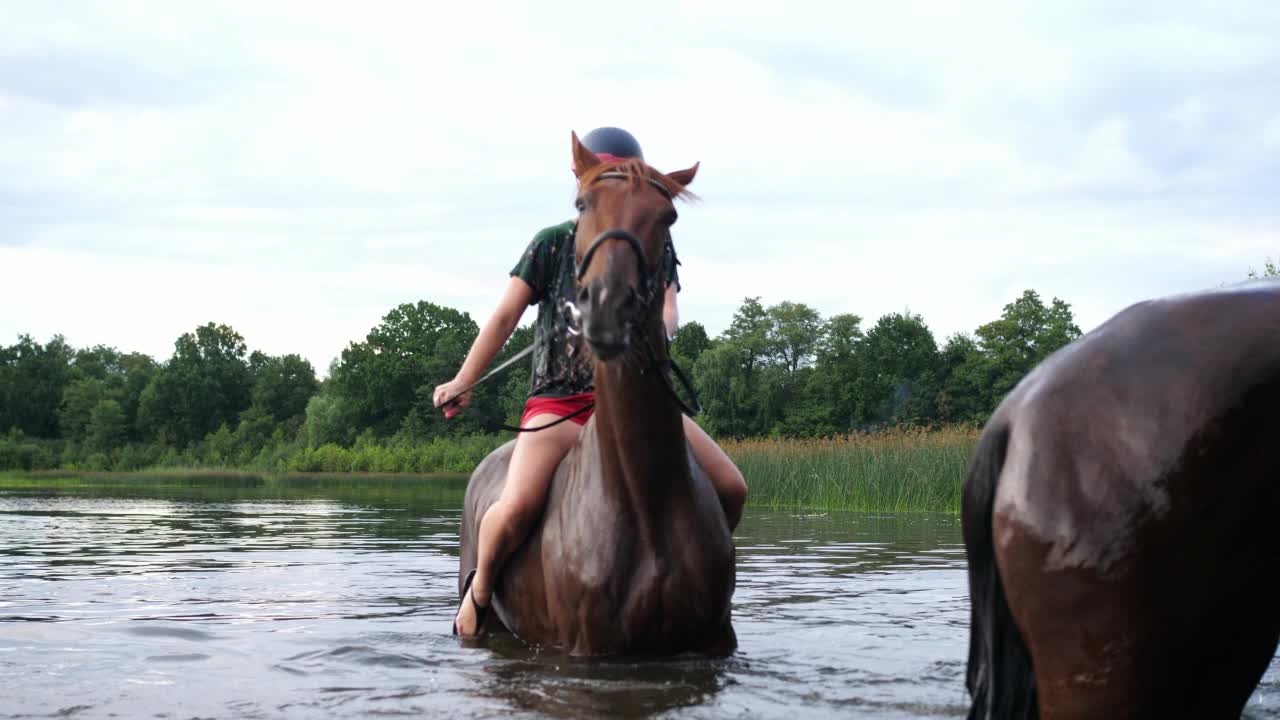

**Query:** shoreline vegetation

left=2, top=265, right=1270, bottom=513
left=0, top=425, right=979, bottom=513
left=2, top=288, right=1088, bottom=514
left=1, top=289, right=1069, bottom=515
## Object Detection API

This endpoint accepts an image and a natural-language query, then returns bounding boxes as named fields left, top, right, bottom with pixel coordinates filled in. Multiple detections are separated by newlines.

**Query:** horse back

left=993, top=281, right=1280, bottom=540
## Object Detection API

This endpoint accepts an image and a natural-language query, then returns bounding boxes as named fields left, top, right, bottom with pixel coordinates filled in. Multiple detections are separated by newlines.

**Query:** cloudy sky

left=3, top=1, right=1277, bottom=375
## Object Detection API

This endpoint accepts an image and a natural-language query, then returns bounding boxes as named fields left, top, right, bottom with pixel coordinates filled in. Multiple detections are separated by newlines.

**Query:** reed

left=1, top=426, right=981, bottom=513
left=722, top=425, right=980, bottom=513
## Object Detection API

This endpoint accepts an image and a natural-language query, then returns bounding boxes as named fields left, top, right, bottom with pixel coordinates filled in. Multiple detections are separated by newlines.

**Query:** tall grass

left=284, top=434, right=506, bottom=474
left=722, top=425, right=981, bottom=513
left=1, top=427, right=983, bottom=513
left=0, top=430, right=509, bottom=476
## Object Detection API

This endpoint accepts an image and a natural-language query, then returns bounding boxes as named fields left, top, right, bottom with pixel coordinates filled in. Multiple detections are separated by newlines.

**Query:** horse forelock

left=578, top=159, right=696, bottom=202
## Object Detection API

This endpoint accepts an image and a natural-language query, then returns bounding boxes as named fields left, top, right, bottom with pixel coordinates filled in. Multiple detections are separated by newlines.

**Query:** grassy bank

left=0, top=429, right=509, bottom=476
left=0, top=426, right=981, bottom=513
left=722, top=426, right=980, bottom=513
left=0, top=468, right=469, bottom=506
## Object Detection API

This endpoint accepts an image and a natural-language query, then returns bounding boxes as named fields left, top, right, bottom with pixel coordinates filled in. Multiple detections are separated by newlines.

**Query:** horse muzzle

left=577, top=279, right=641, bottom=361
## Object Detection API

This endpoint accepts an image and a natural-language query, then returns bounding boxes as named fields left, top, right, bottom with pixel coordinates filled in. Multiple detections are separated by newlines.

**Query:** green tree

left=934, top=332, right=992, bottom=423
left=59, top=377, right=110, bottom=441
left=803, top=313, right=865, bottom=433
left=58, top=347, right=156, bottom=447
left=0, top=334, right=76, bottom=438
left=974, top=290, right=1081, bottom=405
left=723, top=297, right=771, bottom=380
left=302, top=390, right=355, bottom=448
left=230, top=405, right=279, bottom=463
left=251, top=353, right=319, bottom=423
left=692, top=340, right=751, bottom=437
left=204, top=423, right=236, bottom=466
left=671, top=321, right=711, bottom=364
left=72, top=345, right=123, bottom=381
left=138, top=323, right=253, bottom=446
left=851, top=311, right=940, bottom=427
left=691, top=297, right=788, bottom=438
left=766, top=301, right=824, bottom=376
left=118, top=353, right=159, bottom=442
left=86, top=398, right=127, bottom=453
left=331, top=301, right=480, bottom=437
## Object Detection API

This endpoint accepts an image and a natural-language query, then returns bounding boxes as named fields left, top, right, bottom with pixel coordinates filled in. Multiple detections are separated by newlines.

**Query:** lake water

left=2, top=481, right=1278, bottom=718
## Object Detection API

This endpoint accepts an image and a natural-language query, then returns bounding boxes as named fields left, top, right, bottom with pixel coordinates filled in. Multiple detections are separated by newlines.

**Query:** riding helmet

left=581, top=126, right=644, bottom=161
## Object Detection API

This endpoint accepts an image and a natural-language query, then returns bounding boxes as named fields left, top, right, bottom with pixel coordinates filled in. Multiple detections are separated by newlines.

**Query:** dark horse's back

left=963, top=279, right=1280, bottom=719
left=458, top=419, right=737, bottom=657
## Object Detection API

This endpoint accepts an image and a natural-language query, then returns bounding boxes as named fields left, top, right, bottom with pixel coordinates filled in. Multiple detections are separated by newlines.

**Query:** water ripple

left=2, top=491, right=1277, bottom=718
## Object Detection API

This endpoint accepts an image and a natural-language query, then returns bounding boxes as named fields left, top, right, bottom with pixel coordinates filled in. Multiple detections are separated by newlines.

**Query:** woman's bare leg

left=455, top=414, right=582, bottom=636
left=682, top=415, right=747, bottom=531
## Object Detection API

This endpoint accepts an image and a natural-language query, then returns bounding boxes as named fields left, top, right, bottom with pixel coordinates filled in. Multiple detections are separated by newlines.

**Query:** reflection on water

left=1, top=482, right=1278, bottom=719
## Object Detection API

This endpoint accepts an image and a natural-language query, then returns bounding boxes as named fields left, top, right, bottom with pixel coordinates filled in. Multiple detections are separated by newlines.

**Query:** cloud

left=1, top=1, right=1277, bottom=377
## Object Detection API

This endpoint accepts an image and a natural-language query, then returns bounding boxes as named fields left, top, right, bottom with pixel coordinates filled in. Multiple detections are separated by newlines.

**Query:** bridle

left=573, top=171, right=673, bottom=314
left=564, top=170, right=703, bottom=421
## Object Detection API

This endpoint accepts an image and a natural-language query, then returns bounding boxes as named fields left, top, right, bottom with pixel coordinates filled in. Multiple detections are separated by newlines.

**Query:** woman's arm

left=433, top=276, right=533, bottom=415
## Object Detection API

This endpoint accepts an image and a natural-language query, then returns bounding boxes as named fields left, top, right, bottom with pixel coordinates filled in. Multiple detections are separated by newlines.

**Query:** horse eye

left=574, top=198, right=586, bottom=213
left=665, top=209, right=679, bottom=225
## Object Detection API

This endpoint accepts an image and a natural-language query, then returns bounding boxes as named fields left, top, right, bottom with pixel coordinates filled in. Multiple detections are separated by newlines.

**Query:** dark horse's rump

left=963, top=280, right=1280, bottom=719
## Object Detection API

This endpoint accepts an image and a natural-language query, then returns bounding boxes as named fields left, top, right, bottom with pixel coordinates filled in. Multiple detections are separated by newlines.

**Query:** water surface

left=1, top=481, right=1277, bottom=718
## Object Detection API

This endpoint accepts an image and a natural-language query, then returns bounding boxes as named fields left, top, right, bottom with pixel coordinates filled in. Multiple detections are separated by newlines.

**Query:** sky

left=2, top=1, right=1277, bottom=376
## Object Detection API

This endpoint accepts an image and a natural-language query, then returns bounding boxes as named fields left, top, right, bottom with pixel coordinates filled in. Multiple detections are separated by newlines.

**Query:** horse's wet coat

left=964, top=279, right=1280, bottom=719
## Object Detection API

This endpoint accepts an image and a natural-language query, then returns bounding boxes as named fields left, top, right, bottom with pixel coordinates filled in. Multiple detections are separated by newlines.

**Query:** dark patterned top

left=510, top=220, right=680, bottom=398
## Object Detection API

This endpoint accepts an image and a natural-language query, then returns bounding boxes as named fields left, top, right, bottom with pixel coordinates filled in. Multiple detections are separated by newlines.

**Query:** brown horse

left=456, top=132, right=737, bottom=657
left=963, top=279, right=1280, bottom=718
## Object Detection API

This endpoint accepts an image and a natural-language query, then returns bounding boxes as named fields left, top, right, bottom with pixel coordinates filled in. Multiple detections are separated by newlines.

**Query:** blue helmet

left=581, top=127, right=644, bottom=161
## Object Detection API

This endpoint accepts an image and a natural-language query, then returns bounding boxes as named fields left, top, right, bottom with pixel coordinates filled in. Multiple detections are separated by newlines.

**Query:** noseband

left=575, top=228, right=658, bottom=314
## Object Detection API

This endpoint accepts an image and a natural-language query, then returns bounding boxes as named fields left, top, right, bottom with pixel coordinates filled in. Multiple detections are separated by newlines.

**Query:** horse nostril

left=623, top=288, right=639, bottom=310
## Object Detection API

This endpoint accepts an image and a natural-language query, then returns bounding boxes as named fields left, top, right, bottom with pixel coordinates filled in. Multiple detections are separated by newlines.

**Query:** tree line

left=672, top=290, right=1080, bottom=437
left=2, top=288, right=1084, bottom=472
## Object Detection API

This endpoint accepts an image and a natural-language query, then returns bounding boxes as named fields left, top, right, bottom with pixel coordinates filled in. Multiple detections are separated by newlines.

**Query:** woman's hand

left=433, top=378, right=472, bottom=419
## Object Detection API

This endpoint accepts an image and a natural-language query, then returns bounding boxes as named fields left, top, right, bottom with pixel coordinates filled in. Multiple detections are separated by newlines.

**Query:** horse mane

left=578, top=158, right=699, bottom=202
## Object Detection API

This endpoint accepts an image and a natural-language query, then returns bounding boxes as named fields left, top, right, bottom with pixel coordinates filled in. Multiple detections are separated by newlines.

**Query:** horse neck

left=590, top=327, right=693, bottom=531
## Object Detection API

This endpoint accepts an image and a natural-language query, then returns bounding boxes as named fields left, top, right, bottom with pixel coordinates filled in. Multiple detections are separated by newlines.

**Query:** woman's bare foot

left=452, top=570, right=489, bottom=638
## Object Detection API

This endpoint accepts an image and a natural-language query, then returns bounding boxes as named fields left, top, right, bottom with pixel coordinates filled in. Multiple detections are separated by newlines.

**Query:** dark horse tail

left=962, top=423, right=1038, bottom=720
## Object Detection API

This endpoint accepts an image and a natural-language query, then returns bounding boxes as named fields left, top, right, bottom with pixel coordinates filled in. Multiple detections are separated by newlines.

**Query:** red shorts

left=521, top=392, right=596, bottom=427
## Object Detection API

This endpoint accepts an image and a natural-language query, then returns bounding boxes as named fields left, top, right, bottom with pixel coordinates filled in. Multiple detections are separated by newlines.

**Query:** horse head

left=569, top=130, right=698, bottom=361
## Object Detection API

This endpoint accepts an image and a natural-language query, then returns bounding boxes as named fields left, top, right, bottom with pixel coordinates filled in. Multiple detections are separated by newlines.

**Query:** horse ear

left=667, top=162, right=699, bottom=188
left=572, top=131, right=601, bottom=178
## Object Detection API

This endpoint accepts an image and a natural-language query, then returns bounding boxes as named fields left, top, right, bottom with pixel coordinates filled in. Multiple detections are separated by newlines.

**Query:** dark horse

left=963, top=279, right=1280, bottom=718
left=456, top=133, right=737, bottom=657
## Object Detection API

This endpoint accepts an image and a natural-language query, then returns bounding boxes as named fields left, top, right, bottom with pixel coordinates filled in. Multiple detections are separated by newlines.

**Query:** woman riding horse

left=433, top=127, right=747, bottom=645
